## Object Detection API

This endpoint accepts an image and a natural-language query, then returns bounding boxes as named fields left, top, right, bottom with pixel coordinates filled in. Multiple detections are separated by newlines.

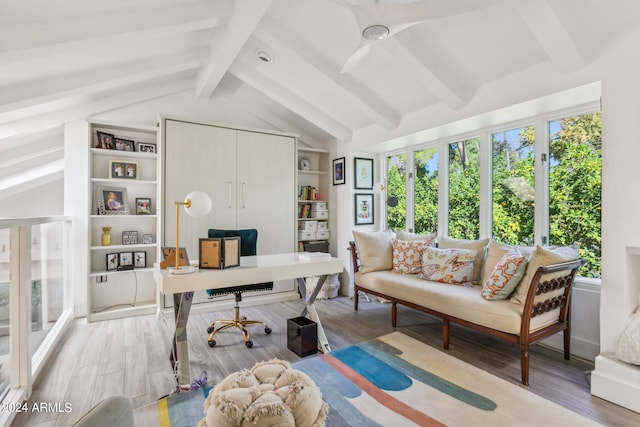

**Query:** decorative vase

left=101, top=227, right=112, bottom=246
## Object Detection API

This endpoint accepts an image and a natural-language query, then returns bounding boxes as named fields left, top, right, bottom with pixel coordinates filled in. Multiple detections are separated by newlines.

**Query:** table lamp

left=169, top=191, right=212, bottom=275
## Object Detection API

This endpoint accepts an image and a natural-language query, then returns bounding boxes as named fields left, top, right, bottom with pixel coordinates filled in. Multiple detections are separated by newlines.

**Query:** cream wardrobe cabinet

left=161, top=117, right=297, bottom=306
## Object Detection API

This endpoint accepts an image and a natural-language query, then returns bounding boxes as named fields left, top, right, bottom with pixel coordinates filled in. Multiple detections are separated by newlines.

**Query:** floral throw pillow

left=481, top=249, right=527, bottom=300
left=392, top=239, right=426, bottom=274
left=419, top=247, right=476, bottom=285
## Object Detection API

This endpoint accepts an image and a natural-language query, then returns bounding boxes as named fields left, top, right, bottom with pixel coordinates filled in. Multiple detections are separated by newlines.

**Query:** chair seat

left=207, top=282, right=273, bottom=297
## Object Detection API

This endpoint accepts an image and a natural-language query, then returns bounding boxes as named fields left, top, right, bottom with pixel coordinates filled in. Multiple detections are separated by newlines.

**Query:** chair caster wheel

left=265, top=327, right=272, bottom=335
left=207, top=327, right=214, bottom=333
left=208, top=340, right=216, bottom=348
left=245, top=341, right=253, bottom=348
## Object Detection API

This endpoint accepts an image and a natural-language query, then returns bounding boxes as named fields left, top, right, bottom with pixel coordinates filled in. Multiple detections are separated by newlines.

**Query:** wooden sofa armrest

left=348, top=241, right=360, bottom=273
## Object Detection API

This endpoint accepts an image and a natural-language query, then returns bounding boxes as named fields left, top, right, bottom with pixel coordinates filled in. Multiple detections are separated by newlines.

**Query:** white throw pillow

left=419, top=246, right=477, bottom=285
left=352, top=230, right=394, bottom=273
left=395, top=230, right=437, bottom=246
left=616, top=308, right=640, bottom=366
left=392, top=239, right=426, bottom=274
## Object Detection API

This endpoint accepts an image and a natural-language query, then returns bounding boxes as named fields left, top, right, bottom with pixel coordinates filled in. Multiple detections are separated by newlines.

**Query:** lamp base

left=168, top=265, right=197, bottom=275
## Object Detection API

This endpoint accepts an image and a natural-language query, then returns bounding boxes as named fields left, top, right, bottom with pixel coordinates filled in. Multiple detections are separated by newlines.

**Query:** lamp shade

left=184, top=191, right=212, bottom=217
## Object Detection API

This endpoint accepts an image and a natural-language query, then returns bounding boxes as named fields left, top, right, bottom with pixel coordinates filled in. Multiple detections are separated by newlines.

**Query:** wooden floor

left=11, top=296, right=640, bottom=427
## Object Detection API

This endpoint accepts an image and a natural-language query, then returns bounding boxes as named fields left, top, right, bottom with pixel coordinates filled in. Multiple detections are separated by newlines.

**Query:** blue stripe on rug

left=331, top=345, right=413, bottom=391
left=358, top=339, right=497, bottom=411
left=294, top=357, right=384, bottom=427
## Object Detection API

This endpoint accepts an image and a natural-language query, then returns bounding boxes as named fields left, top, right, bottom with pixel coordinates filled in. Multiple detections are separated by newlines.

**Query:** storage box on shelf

left=87, top=122, right=160, bottom=321
left=297, top=146, right=330, bottom=253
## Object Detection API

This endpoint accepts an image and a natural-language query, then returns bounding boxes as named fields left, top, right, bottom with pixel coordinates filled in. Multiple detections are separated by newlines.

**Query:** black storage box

left=303, top=241, right=329, bottom=253
left=287, top=316, right=317, bottom=357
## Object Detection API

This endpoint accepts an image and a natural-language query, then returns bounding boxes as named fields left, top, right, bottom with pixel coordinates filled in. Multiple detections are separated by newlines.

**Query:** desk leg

left=296, top=276, right=331, bottom=354
left=170, top=291, right=193, bottom=388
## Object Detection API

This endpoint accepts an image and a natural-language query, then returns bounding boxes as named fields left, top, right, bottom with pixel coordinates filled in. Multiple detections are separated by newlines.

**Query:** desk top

left=154, top=253, right=344, bottom=295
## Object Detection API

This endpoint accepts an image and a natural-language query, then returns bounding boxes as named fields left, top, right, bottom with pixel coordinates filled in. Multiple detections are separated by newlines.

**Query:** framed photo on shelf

left=354, top=193, right=374, bottom=225
left=118, top=252, right=134, bottom=270
left=142, top=234, right=153, bottom=244
left=134, top=251, right=146, bottom=268
left=354, top=157, right=374, bottom=189
left=114, top=138, right=135, bottom=152
left=109, top=160, right=138, bottom=180
left=122, top=231, right=138, bottom=245
left=333, top=157, right=345, bottom=185
left=97, top=186, right=129, bottom=215
left=136, top=198, right=151, bottom=215
left=106, top=253, right=118, bottom=271
left=96, top=131, right=115, bottom=149
left=137, top=142, right=156, bottom=153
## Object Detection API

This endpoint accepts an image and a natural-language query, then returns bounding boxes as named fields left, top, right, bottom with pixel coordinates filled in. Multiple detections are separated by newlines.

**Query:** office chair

left=205, top=228, right=273, bottom=348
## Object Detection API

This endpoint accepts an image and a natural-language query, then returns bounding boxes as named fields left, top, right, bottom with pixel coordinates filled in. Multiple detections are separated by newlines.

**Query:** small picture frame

left=97, top=131, right=115, bottom=149
left=106, top=253, right=118, bottom=271
left=109, top=160, right=139, bottom=180
left=114, top=138, right=135, bottom=152
left=122, top=231, right=138, bottom=245
left=118, top=252, right=134, bottom=270
left=134, top=251, right=147, bottom=268
left=136, top=198, right=151, bottom=215
left=161, top=247, right=189, bottom=269
left=98, top=186, right=129, bottom=215
left=137, top=142, right=156, bottom=153
left=142, top=234, right=153, bottom=244
left=354, top=157, right=374, bottom=190
left=354, top=193, right=374, bottom=225
left=333, top=157, right=345, bottom=185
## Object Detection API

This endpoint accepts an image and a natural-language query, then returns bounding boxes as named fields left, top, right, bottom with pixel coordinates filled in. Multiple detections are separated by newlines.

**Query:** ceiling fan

left=336, top=0, right=490, bottom=73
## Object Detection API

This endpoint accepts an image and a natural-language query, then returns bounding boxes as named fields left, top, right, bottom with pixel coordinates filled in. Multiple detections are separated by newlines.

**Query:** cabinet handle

left=227, top=182, right=232, bottom=208
left=241, top=182, right=246, bottom=208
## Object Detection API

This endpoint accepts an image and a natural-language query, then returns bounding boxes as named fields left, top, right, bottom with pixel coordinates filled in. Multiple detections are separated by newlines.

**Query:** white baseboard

left=591, top=353, right=640, bottom=413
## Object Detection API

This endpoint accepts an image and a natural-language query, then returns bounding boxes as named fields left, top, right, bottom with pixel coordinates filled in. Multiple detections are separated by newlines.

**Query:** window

left=548, top=112, right=602, bottom=278
left=492, top=126, right=535, bottom=245
left=414, top=147, right=438, bottom=234
left=448, top=138, right=480, bottom=239
left=385, top=154, right=406, bottom=232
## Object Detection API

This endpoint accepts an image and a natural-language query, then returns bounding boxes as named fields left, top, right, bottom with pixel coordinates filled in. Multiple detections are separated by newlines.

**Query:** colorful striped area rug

left=147, top=331, right=602, bottom=426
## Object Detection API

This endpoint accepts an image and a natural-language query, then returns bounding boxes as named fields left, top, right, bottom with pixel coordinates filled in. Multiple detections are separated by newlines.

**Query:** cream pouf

left=198, top=359, right=328, bottom=427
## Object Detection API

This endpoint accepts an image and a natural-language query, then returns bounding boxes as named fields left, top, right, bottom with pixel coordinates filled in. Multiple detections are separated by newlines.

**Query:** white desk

left=154, top=253, right=343, bottom=386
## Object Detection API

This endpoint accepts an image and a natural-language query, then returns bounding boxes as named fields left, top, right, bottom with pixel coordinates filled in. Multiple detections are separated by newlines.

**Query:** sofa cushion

left=481, top=249, right=527, bottom=300
left=355, top=271, right=561, bottom=334
left=392, top=239, right=426, bottom=274
left=481, top=240, right=535, bottom=285
left=437, top=235, right=489, bottom=284
left=510, top=244, right=580, bottom=304
left=352, top=230, right=393, bottom=273
left=395, top=230, right=436, bottom=246
left=419, top=247, right=476, bottom=285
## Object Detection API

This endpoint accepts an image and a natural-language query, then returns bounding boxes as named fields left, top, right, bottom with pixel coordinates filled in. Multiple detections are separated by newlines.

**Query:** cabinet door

left=236, top=130, right=296, bottom=255
left=164, top=119, right=236, bottom=257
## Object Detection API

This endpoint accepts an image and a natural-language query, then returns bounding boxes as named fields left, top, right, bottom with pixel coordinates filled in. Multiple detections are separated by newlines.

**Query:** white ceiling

left=1, top=0, right=640, bottom=152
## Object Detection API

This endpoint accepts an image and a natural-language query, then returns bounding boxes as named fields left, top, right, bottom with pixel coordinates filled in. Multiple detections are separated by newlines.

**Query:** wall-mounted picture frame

left=354, top=157, right=374, bottom=189
left=142, top=234, right=153, bottom=244
left=106, top=253, right=118, bottom=271
left=122, top=230, right=138, bottom=245
left=137, top=142, right=156, bottom=153
left=134, top=251, right=146, bottom=268
left=114, top=138, right=135, bottom=152
left=96, top=131, right=115, bottom=149
left=97, top=186, right=129, bottom=215
left=136, top=198, right=151, bottom=215
left=118, top=252, right=134, bottom=270
left=109, top=160, right=138, bottom=180
left=354, top=193, right=374, bottom=225
left=333, top=157, right=345, bottom=185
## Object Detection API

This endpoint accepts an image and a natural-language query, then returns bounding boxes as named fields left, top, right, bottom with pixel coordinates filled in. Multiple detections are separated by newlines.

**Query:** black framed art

left=354, top=193, right=374, bottom=225
left=354, top=157, right=373, bottom=189
left=333, top=157, right=345, bottom=185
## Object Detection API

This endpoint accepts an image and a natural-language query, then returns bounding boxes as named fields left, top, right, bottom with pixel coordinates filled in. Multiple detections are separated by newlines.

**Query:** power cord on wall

left=92, top=270, right=139, bottom=313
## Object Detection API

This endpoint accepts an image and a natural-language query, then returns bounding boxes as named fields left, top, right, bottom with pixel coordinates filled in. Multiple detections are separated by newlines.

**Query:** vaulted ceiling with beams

left=1, top=0, right=640, bottom=195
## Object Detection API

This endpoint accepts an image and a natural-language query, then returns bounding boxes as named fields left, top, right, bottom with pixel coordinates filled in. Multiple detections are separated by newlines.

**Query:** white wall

left=0, top=180, right=64, bottom=218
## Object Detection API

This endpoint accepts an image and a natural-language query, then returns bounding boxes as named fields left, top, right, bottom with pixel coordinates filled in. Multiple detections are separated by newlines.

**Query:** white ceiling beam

left=0, top=53, right=202, bottom=122
left=230, top=61, right=352, bottom=142
left=0, top=159, right=64, bottom=201
left=254, top=18, right=400, bottom=131
left=0, top=78, right=193, bottom=140
left=195, top=0, right=272, bottom=99
left=394, top=32, right=468, bottom=109
left=507, top=0, right=585, bottom=72
left=0, top=1, right=222, bottom=59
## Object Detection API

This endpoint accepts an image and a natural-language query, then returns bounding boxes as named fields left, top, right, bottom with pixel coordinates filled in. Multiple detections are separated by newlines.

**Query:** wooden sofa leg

left=443, top=319, right=450, bottom=350
left=354, top=288, right=359, bottom=311
left=391, top=302, right=397, bottom=327
left=521, top=346, right=530, bottom=386
left=563, top=328, right=571, bottom=360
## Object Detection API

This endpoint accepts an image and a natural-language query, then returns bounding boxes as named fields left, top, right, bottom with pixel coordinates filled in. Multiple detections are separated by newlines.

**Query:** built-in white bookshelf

left=297, top=146, right=331, bottom=253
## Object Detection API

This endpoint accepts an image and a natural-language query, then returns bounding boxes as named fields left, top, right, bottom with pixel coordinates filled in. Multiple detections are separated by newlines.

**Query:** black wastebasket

left=287, top=316, right=317, bottom=357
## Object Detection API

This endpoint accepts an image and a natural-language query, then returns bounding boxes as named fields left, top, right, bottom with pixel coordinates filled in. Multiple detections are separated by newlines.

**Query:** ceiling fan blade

left=340, top=41, right=373, bottom=73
